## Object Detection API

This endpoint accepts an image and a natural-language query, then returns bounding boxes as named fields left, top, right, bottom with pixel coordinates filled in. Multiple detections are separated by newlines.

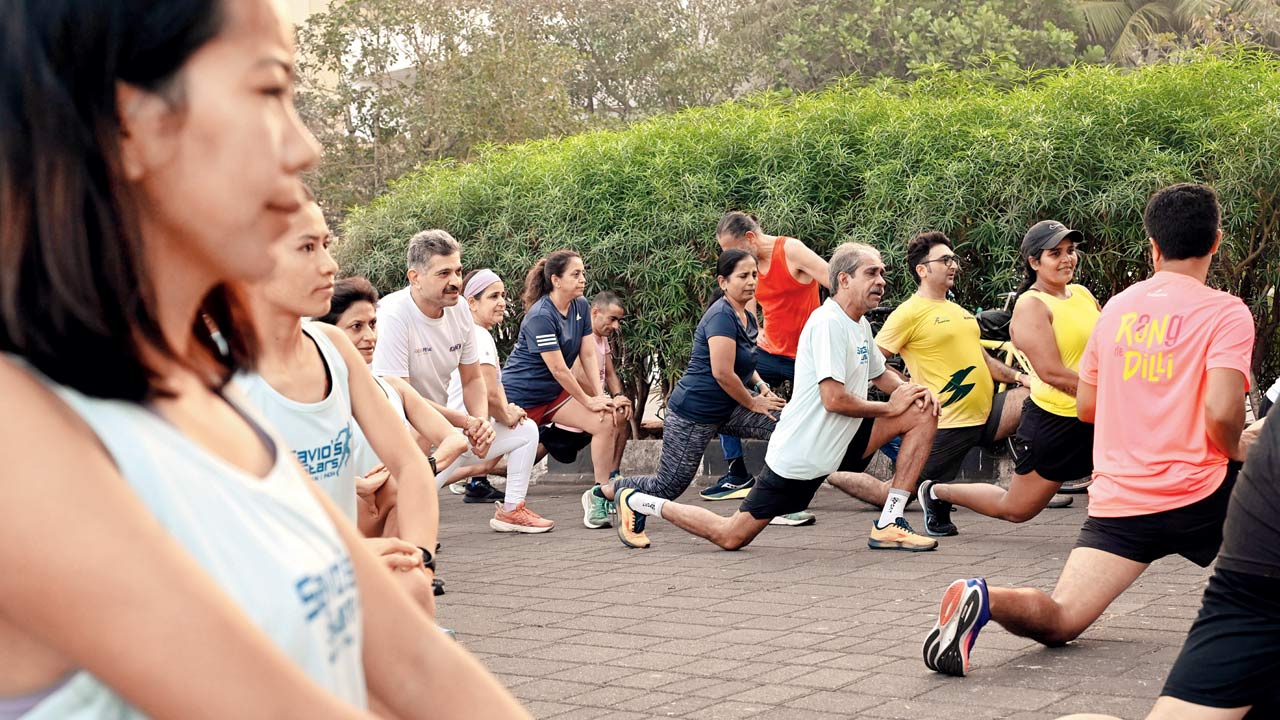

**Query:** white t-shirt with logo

left=766, top=299, right=886, bottom=479
left=371, top=287, right=478, bottom=406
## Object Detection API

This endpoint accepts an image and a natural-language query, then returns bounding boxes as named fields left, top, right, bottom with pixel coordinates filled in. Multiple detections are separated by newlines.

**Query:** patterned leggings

left=613, top=405, right=776, bottom=500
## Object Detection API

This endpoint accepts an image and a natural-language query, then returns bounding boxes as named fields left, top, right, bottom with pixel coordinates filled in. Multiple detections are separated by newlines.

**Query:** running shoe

left=490, top=502, right=555, bottom=533
left=580, top=487, right=612, bottom=529
left=1057, top=476, right=1093, bottom=494
left=868, top=517, right=938, bottom=551
left=447, top=481, right=467, bottom=495
left=769, top=511, right=817, bottom=526
left=1046, top=493, right=1074, bottom=509
left=614, top=488, right=651, bottom=549
left=700, top=473, right=755, bottom=501
left=463, top=477, right=504, bottom=504
left=918, top=480, right=959, bottom=537
left=923, top=578, right=991, bottom=677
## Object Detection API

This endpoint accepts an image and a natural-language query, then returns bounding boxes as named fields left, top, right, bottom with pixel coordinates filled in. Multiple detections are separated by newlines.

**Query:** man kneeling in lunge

left=613, top=243, right=941, bottom=552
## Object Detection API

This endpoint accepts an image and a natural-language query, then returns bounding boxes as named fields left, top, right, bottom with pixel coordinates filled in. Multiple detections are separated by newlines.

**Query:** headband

left=463, top=268, right=503, bottom=299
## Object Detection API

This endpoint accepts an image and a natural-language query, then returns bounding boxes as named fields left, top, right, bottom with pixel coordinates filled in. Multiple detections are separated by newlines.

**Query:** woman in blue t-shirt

left=581, top=249, right=786, bottom=526
left=503, top=250, right=620, bottom=486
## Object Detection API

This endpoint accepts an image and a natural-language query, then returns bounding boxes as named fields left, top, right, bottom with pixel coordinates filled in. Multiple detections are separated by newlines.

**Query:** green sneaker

left=580, top=487, right=611, bottom=529
left=769, top=511, right=816, bottom=526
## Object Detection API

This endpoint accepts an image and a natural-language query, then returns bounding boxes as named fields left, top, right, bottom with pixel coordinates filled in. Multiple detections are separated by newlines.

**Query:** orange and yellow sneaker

left=868, top=517, right=938, bottom=551
left=615, top=488, right=652, bottom=549
left=490, top=502, right=555, bottom=534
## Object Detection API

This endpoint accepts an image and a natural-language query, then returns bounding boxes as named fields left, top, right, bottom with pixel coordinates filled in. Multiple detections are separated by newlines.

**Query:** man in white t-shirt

left=612, top=243, right=941, bottom=552
left=371, top=230, right=497, bottom=493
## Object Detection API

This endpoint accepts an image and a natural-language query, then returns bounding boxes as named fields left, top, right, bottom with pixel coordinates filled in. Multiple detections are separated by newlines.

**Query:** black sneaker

left=918, top=480, right=959, bottom=537
left=463, top=477, right=505, bottom=504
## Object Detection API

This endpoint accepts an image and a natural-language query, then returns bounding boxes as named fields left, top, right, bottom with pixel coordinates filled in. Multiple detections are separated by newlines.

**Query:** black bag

left=976, top=309, right=1012, bottom=342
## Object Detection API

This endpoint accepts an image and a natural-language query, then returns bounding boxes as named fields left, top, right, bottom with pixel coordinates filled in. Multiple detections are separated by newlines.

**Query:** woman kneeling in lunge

left=582, top=249, right=803, bottom=538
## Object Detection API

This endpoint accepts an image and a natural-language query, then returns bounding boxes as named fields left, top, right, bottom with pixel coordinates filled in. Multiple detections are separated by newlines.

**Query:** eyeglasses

left=921, top=255, right=959, bottom=268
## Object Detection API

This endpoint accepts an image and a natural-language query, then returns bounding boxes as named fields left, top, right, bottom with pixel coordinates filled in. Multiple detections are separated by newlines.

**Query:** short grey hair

left=828, top=242, right=880, bottom=291
left=406, top=229, right=460, bottom=271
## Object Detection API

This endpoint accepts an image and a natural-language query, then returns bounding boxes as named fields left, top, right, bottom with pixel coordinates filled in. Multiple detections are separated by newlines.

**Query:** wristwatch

left=417, top=546, right=436, bottom=573
left=428, top=455, right=438, bottom=475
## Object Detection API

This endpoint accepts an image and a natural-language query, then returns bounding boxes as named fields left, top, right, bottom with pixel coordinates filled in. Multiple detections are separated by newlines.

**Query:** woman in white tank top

left=314, top=277, right=469, bottom=538
left=0, top=1, right=528, bottom=718
left=241, top=202, right=460, bottom=612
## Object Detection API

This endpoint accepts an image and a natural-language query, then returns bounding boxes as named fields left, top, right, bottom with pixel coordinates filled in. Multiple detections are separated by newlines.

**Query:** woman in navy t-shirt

left=503, top=250, right=620, bottom=486
left=582, top=249, right=786, bottom=516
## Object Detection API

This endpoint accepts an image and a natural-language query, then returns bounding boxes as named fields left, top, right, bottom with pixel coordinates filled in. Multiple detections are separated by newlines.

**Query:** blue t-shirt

left=667, top=298, right=758, bottom=424
left=503, top=295, right=593, bottom=408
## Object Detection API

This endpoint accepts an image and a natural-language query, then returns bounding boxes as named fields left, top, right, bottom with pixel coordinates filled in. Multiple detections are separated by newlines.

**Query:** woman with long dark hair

left=922, top=221, right=1100, bottom=532
left=502, top=250, right=619, bottom=490
left=582, top=250, right=788, bottom=544
left=0, top=1, right=527, bottom=717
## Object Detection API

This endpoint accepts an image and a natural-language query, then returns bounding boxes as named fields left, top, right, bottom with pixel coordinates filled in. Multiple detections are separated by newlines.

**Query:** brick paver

left=436, top=480, right=1208, bottom=719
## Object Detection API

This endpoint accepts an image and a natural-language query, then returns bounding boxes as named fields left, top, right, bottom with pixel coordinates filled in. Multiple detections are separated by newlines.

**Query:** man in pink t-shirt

left=924, top=183, right=1254, bottom=679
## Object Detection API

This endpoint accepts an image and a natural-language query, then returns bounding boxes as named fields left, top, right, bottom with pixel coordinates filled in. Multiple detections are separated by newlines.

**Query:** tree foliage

left=336, top=51, right=1280, bottom=422
left=1080, top=0, right=1280, bottom=63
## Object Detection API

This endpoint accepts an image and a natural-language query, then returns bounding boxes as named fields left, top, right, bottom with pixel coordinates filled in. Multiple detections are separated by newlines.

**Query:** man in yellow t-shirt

left=836, top=232, right=1030, bottom=537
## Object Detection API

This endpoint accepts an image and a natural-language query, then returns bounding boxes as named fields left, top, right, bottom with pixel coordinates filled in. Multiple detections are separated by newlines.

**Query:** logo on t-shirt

left=294, top=554, right=359, bottom=664
left=934, top=316, right=951, bottom=325
left=296, top=427, right=352, bottom=480
left=856, top=343, right=869, bottom=365
left=939, top=366, right=978, bottom=408
left=1113, top=312, right=1182, bottom=382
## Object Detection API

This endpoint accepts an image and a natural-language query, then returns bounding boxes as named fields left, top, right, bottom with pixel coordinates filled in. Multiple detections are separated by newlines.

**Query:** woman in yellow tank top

left=920, top=221, right=1100, bottom=531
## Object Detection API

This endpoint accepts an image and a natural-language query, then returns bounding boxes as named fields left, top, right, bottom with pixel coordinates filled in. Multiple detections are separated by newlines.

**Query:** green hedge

left=339, top=50, right=1280, bottom=418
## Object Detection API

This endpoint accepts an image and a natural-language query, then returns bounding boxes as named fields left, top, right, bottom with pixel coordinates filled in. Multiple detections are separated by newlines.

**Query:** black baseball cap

left=1021, top=220, right=1082, bottom=257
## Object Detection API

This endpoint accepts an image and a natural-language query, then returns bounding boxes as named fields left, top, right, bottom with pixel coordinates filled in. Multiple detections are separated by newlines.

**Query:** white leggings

left=434, top=418, right=539, bottom=505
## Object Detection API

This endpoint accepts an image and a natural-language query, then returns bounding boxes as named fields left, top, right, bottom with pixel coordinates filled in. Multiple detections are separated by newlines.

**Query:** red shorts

left=524, top=390, right=571, bottom=425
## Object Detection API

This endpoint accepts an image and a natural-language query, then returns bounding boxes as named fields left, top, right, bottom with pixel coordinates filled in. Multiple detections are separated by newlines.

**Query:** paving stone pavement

left=435, top=480, right=1210, bottom=719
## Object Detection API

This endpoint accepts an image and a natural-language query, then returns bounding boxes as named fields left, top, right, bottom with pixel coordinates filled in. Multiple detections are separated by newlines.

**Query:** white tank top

left=348, top=375, right=409, bottom=479
left=14, top=367, right=368, bottom=718
left=237, top=323, right=357, bottom=521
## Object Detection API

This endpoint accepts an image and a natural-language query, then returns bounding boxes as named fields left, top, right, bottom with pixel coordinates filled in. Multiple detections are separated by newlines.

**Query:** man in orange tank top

left=702, top=212, right=830, bottom=509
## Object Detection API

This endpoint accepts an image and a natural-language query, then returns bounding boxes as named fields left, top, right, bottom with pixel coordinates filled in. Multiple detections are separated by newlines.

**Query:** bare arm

left=604, top=351, right=624, bottom=397
left=708, top=335, right=784, bottom=419
left=0, top=363, right=372, bottom=719
left=1077, top=380, right=1097, bottom=423
left=479, top=362, right=526, bottom=428
left=1010, top=296, right=1078, bottom=396
left=1204, top=368, right=1247, bottom=462
left=384, top=376, right=468, bottom=470
left=307, top=483, right=531, bottom=720
left=982, top=351, right=1024, bottom=387
left=539, top=348, right=610, bottom=414
left=819, top=377, right=927, bottom=419
left=319, top=325, right=439, bottom=564
left=784, top=239, right=831, bottom=289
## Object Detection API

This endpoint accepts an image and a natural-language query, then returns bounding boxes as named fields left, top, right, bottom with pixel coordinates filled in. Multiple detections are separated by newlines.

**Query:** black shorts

left=1074, top=463, right=1239, bottom=567
left=1161, top=567, right=1280, bottom=716
left=837, top=416, right=877, bottom=474
left=738, top=465, right=825, bottom=519
left=1010, top=399, right=1092, bottom=482
left=738, top=418, right=876, bottom=519
left=921, top=391, right=1010, bottom=483
left=539, top=424, right=593, bottom=464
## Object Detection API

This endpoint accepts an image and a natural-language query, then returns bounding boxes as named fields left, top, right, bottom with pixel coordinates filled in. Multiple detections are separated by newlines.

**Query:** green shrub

left=339, top=49, right=1280, bottom=424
